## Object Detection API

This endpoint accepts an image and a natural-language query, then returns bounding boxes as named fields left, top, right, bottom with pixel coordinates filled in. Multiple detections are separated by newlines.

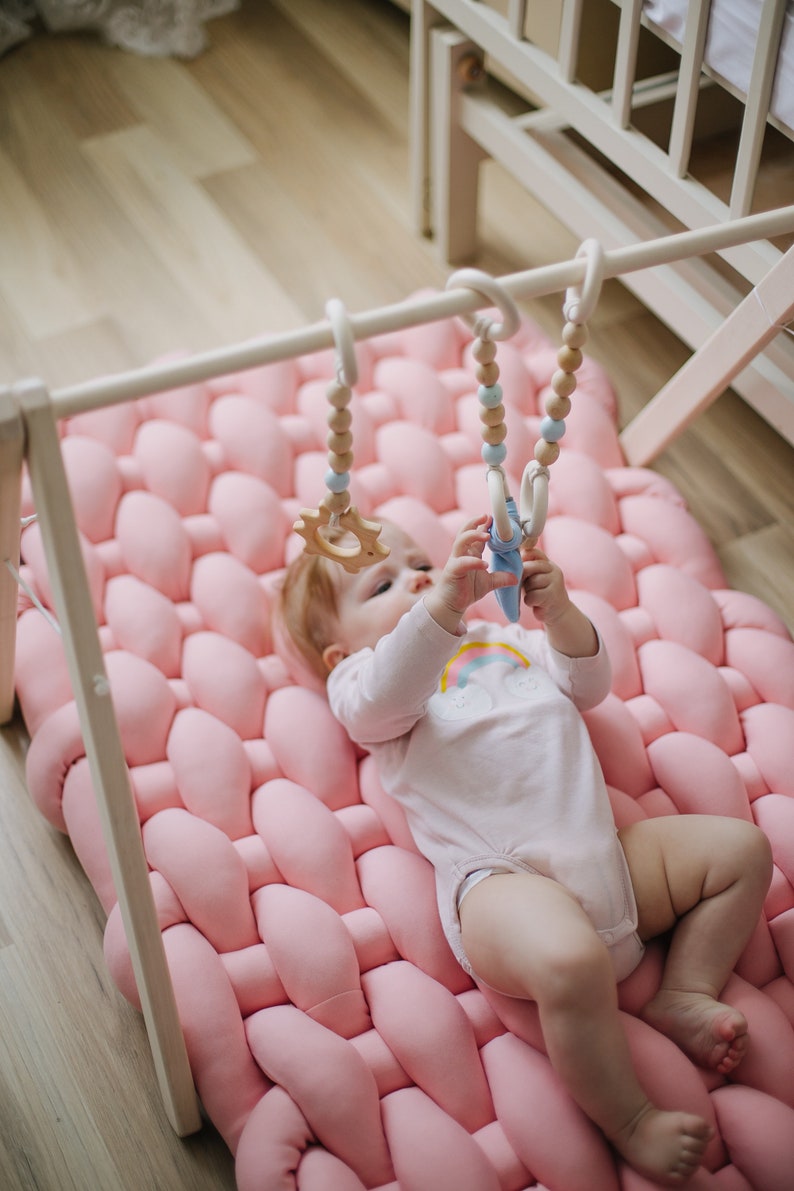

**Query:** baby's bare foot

left=610, top=1103, right=712, bottom=1186
left=641, top=989, right=748, bottom=1074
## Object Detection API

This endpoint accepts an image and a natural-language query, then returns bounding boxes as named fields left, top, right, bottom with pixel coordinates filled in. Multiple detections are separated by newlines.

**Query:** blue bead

left=478, top=383, right=503, bottom=409
left=481, top=442, right=507, bottom=466
left=540, top=416, right=566, bottom=442
left=325, top=469, right=350, bottom=493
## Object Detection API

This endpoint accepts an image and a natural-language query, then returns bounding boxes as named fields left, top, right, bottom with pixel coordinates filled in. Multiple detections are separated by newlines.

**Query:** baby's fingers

left=453, top=527, right=490, bottom=558
left=490, top=570, right=518, bottom=590
left=447, top=553, right=489, bottom=578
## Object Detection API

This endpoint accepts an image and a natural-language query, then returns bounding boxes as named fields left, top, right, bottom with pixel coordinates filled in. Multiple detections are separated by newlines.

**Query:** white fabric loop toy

left=293, top=299, right=389, bottom=573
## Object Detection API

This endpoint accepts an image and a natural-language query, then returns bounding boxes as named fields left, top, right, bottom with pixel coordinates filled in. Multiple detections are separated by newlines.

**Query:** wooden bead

left=476, top=361, right=500, bottom=386
left=479, top=403, right=505, bottom=427
left=557, top=345, right=583, bottom=373
left=545, top=392, right=572, bottom=420
left=327, top=407, right=352, bottom=432
left=562, top=321, right=588, bottom=349
left=328, top=450, right=354, bottom=473
left=327, top=380, right=352, bottom=409
left=472, top=336, right=497, bottom=364
left=551, top=369, right=577, bottom=399
left=482, top=423, right=507, bottom=446
left=535, top=439, right=560, bottom=466
left=327, top=430, right=353, bottom=455
left=323, top=491, right=350, bottom=514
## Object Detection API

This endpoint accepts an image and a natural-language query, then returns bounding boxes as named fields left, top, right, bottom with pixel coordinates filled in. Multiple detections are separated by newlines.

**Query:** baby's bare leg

left=620, top=816, right=773, bottom=1074
left=460, top=873, right=711, bottom=1185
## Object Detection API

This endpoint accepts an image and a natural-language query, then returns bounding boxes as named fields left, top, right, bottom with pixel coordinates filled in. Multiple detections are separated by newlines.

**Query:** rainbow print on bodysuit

left=440, top=639, right=532, bottom=691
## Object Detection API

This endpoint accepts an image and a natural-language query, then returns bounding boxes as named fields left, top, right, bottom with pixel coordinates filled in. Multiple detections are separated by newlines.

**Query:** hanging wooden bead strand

left=521, top=239, right=605, bottom=546
left=537, top=317, right=587, bottom=468
left=293, top=299, right=389, bottom=572
left=324, top=370, right=355, bottom=520
left=473, top=331, right=513, bottom=527
left=445, top=269, right=520, bottom=541
left=446, top=268, right=525, bottom=619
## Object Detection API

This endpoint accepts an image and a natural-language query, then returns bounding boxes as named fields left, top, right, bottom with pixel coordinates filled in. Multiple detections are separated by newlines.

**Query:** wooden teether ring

left=293, top=504, right=390, bottom=574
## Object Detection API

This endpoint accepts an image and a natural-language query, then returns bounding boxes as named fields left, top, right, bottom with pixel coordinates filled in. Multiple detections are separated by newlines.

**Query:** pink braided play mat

left=14, top=308, right=794, bottom=1190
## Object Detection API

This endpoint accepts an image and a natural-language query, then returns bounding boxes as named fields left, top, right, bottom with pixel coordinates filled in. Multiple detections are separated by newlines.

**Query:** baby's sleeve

left=502, top=619, right=612, bottom=711
left=328, top=601, right=463, bottom=745
left=542, top=632, right=612, bottom=710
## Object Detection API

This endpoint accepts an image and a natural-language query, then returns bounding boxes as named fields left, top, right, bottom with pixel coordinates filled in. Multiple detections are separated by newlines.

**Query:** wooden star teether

left=293, top=504, right=390, bottom=574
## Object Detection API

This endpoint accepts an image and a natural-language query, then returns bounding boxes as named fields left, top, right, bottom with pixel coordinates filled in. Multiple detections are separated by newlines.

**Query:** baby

left=278, top=513, right=772, bottom=1186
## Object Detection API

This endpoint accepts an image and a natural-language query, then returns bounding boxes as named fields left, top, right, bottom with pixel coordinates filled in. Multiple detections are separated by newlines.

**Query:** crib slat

left=0, top=391, right=23, bottom=725
left=668, top=0, right=711, bottom=177
left=558, top=0, right=584, bottom=83
left=507, top=0, right=527, bottom=41
left=12, top=380, right=202, bottom=1139
left=612, top=0, right=643, bottom=128
left=731, top=0, right=788, bottom=217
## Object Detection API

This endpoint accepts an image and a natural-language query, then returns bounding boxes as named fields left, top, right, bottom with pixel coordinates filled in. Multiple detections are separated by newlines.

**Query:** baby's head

left=276, top=521, right=437, bottom=685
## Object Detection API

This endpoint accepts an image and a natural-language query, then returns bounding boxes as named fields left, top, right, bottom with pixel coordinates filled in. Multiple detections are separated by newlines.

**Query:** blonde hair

left=276, top=548, right=342, bottom=685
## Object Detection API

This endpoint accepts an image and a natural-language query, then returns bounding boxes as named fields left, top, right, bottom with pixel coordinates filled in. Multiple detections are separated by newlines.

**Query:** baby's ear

left=322, top=643, right=347, bottom=672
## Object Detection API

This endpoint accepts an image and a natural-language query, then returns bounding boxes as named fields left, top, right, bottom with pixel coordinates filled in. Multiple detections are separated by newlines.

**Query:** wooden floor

left=0, top=2, right=792, bottom=1187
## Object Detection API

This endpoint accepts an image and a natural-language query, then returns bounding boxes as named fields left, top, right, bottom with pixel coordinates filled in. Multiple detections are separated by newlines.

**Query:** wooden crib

left=410, top=0, right=794, bottom=453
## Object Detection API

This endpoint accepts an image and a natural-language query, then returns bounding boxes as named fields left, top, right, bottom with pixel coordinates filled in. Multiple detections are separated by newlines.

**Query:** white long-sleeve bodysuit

left=328, top=600, right=645, bottom=982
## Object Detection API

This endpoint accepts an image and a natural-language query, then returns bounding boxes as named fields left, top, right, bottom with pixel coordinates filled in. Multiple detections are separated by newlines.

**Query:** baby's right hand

left=424, top=515, right=517, bottom=634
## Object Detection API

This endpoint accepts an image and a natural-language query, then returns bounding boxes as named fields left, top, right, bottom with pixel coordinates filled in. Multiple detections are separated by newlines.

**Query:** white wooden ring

left=446, top=268, right=520, bottom=341
left=563, top=239, right=605, bottom=325
left=326, top=298, right=359, bottom=387
left=519, top=461, right=550, bottom=542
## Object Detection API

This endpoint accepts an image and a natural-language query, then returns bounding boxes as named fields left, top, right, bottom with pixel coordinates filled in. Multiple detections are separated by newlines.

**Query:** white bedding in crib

left=643, top=0, right=794, bottom=132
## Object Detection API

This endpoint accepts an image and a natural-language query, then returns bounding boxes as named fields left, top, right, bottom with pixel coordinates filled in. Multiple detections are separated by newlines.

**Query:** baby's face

left=329, top=523, right=438, bottom=658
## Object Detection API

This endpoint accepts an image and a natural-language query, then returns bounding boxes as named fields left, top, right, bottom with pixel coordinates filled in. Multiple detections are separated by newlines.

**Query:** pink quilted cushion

left=15, top=308, right=794, bottom=1190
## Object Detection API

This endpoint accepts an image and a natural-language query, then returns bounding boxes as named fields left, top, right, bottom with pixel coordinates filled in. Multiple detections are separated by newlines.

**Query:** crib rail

left=414, top=0, right=792, bottom=248
left=635, top=0, right=790, bottom=216
left=411, top=0, right=794, bottom=445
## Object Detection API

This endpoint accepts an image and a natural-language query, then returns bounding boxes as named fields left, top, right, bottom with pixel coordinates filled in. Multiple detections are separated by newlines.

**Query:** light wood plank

left=0, top=61, right=222, bottom=364
left=82, top=124, right=302, bottom=339
left=719, top=523, right=794, bottom=625
left=108, top=53, right=257, bottom=180
left=0, top=146, right=96, bottom=339
left=17, top=32, right=138, bottom=139
left=268, top=0, right=411, bottom=132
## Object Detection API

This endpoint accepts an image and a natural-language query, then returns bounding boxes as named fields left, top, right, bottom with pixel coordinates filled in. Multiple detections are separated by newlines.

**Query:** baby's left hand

left=520, top=547, right=572, bottom=627
left=520, top=547, right=599, bottom=657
